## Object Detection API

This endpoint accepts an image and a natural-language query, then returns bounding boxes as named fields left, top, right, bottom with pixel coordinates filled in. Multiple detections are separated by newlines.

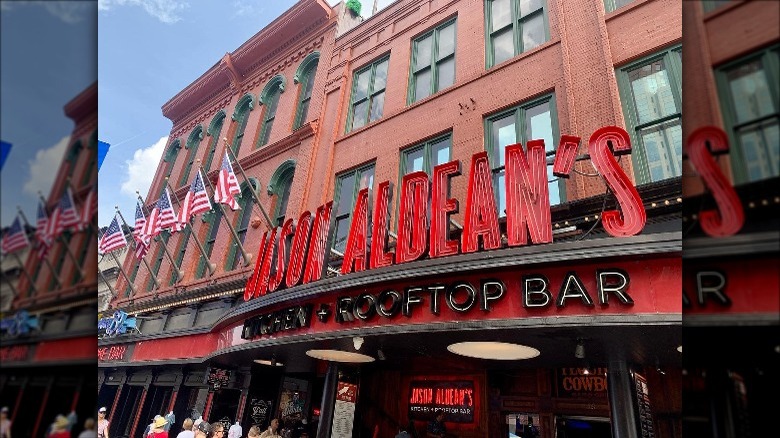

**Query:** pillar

left=203, top=390, right=215, bottom=421
left=607, top=359, right=638, bottom=438
left=316, top=362, right=338, bottom=438
left=31, top=379, right=54, bottom=438
left=128, top=386, right=149, bottom=438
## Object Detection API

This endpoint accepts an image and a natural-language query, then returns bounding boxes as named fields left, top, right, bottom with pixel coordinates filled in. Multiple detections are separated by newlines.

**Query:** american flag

left=155, top=188, right=178, bottom=233
left=35, top=200, right=52, bottom=258
left=55, top=187, right=81, bottom=234
left=214, top=151, right=241, bottom=210
left=177, top=170, right=212, bottom=227
left=1, top=215, right=29, bottom=254
left=135, top=240, right=149, bottom=259
left=98, top=215, right=127, bottom=254
left=78, top=187, right=97, bottom=231
left=141, top=207, right=159, bottom=245
left=133, top=201, right=147, bottom=241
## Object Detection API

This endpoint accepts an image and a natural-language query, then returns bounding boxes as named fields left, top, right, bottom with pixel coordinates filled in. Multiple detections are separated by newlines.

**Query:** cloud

left=232, top=0, right=264, bottom=18
left=98, top=0, right=189, bottom=24
left=0, top=1, right=92, bottom=24
left=120, top=136, right=167, bottom=199
left=23, top=135, right=69, bottom=197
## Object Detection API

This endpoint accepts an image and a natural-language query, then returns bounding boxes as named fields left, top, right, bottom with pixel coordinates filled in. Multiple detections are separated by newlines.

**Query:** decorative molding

left=258, top=75, right=287, bottom=106
left=267, top=159, right=297, bottom=195
left=294, top=51, right=321, bottom=84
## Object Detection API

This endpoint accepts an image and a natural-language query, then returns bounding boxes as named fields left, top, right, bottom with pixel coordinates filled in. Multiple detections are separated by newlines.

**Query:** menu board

left=408, top=380, right=475, bottom=423
left=632, top=372, right=655, bottom=438
left=331, top=382, right=358, bottom=438
left=248, top=398, right=273, bottom=429
left=207, top=367, right=231, bottom=389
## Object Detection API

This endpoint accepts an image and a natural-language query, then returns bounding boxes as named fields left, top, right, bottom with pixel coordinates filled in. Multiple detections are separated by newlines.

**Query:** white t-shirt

left=176, top=431, right=194, bottom=438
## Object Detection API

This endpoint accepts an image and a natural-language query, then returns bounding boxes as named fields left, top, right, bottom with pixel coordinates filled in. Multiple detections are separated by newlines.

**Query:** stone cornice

left=64, top=82, right=97, bottom=126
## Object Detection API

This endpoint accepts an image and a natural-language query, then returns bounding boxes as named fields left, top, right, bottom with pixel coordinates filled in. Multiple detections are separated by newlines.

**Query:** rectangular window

left=716, top=47, right=780, bottom=183
left=409, top=19, right=457, bottom=103
left=486, top=0, right=549, bottom=68
left=170, top=229, right=190, bottom=285
left=348, top=57, right=389, bottom=132
left=485, top=95, right=562, bottom=217
left=48, top=232, right=72, bottom=290
left=331, top=164, right=375, bottom=254
left=125, top=264, right=139, bottom=298
left=401, top=134, right=452, bottom=175
left=604, top=0, right=635, bottom=13
left=616, top=47, right=683, bottom=184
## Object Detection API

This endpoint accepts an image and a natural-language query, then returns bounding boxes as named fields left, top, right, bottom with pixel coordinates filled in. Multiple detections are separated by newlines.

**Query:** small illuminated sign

left=409, top=380, right=475, bottom=423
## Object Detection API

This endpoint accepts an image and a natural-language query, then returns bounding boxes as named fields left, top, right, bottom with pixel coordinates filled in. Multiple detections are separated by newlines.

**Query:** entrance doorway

left=555, top=416, right=612, bottom=438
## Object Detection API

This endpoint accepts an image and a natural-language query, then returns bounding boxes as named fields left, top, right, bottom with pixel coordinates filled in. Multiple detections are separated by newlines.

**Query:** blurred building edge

left=0, top=82, right=98, bottom=438
left=681, top=1, right=779, bottom=438
left=0, top=226, right=34, bottom=311
left=97, top=235, right=129, bottom=312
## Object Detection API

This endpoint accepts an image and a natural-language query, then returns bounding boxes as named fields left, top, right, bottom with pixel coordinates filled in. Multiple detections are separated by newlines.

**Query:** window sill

left=604, top=0, right=655, bottom=22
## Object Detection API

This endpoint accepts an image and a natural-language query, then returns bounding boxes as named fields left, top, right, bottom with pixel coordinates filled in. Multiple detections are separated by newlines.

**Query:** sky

left=0, top=1, right=97, bottom=227
left=97, top=0, right=395, bottom=228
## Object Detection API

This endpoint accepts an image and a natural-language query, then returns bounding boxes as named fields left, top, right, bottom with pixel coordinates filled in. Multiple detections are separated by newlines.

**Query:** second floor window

left=486, top=0, right=548, bottom=68
left=348, top=57, right=389, bottom=132
left=197, top=204, right=223, bottom=279
left=409, top=19, right=457, bottom=103
left=231, top=95, right=254, bottom=156
left=204, top=111, right=226, bottom=172
left=401, top=134, right=452, bottom=175
left=179, top=126, right=204, bottom=187
left=258, top=76, right=285, bottom=147
left=332, top=164, right=375, bottom=254
left=616, top=47, right=682, bottom=184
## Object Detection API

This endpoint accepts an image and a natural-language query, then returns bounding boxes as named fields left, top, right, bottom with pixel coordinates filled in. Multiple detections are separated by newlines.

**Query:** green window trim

left=204, top=110, right=227, bottom=172
left=408, top=19, right=457, bottom=104
left=124, top=264, right=139, bottom=298
left=158, top=139, right=182, bottom=198
left=702, top=0, right=733, bottom=13
left=484, top=93, right=564, bottom=216
left=714, top=45, right=780, bottom=184
left=169, top=228, right=191, bottom=285
left=268, top=160, right=296, bottom=226
left=231, top=94, right=255, bottom=156
left=226, top=181, right=258, bottom=271
left=615, top=46, right=683, bottom=185
left=147, top=232, right=170, bottom=291
left=294, top=52, right=320, bottom=130
left=81, top=131, right=98, bottom=188
left=485, top=0, right=550, bottom=69
left=257, top=76, right=286, bottom=148
left=396, top=133, right=453, bottom=230
left=66, top=141, right=83, bottom=178
left=48, top=232, right=72, bottom=290
left=179, top=126, right=204, bottom=188
left=71, top=233, right=91, bottom=285
left=331, top=163, right=375, bottom=254
left=197, top=204, right=223, bottom=279
left=347, top=56, right=390, bottom=133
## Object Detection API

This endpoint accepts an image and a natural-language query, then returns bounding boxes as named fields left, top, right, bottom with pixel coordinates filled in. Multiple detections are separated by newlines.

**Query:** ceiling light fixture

left=447, top=342, right=540, bottom=360
left=353, top=336, right=364, bottom=351
left=575, top=339, right=585, bottom=359
left=677, top=345, right=683, bottom=353
left=306, top=349, right=375, bottom=363
left=254, top=358, right=284, bottom=367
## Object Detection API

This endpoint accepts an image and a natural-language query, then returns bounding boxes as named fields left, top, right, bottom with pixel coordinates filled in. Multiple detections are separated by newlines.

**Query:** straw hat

left=54, top=415, right=70, bottom=429
left=154, top=416, right=168, bottom=428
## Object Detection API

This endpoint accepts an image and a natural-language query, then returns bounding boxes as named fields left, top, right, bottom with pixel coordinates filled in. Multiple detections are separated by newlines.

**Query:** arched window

left=66, top=141, right=83, bottom=178
left=159, top=139, right=182, bottom=197
left=170, top=228, right=190, bottom=285
left=147, top=232, right=169, bottom=291
left=230, top=94, right=255, bottom=157
left=226, top=179, right=259, bottom=270
left=257, top=75, right=286, bottom=147
left=294, top=53, right=320, bottom=130
left=204, top=110, right=226, bottom=172
left=197, top=205, right=223, bottom=278
left=179, top=126, right=204, bottom=187
left=48, top=232, right=72, bottom=290
left=268, top=160, right=296, bottom=226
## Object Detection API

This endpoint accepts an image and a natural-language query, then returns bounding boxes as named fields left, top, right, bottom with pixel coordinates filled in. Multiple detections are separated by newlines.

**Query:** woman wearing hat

left=47, top=415, right=72, bottom=438
left=148, top=416, right=170, bottom=438
left=0, top=406, right=11, bottom=438
left=97, top=408, right=109, bottom=438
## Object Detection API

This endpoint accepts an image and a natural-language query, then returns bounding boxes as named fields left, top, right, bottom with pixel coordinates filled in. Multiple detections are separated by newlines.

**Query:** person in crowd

left=144, top=416, right=163, bottom=437
left=246, top=426, right=261, bottom=438
left=194, top=422, right=210, bottom=438
left=97, top=407, right=109, bottom=438
left=258, top=419, right=281, bottom=438
left=176, top=419, right=194, bottom=438
left=0, top=406, right=11, bottom=438
left=207, top=422, right=225, bottom=438
left=48, top=415, right=72, bottom=438
left=148, top=415, right=169, bottom=438
left=426, top=410, right=447, bottom=438
left=77, top=419, right=97, bottom=438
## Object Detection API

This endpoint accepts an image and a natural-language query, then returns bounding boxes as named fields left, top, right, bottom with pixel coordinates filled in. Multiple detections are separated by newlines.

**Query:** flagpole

left=164, top=177, right=216, bottom=276
left=37, top=191, right=86, bottom=281
left=197, top=162, right=253, bottom=267
left=222, top=138, right=274, bottom=229
left=115, top=206, right=158, bottom=292
left=0, top=264, right=20, bottom=297
left=16, top=206, right=60, bottom=290
left=136, top=192, right=184, bottom=281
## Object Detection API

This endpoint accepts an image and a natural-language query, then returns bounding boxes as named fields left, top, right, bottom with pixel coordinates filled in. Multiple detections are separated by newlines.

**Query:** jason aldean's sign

left=244, top=126, right=653, bottom=301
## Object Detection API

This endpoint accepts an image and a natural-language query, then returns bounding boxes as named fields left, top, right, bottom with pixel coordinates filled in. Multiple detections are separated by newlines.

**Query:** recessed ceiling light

left=254, top=359, right=284, bottom=367
left=677, top=345, right=682, bottom=353
left=447, top=342, right=540, bottom=360
left=306, top=349, right=375, bottom=363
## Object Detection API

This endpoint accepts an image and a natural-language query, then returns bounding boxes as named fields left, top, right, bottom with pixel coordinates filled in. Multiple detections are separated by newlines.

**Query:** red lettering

left=244, top=231, right=267, bottom=301
left=257, top=228, right=279, bottom=297
left=462, top=152, right=501, bottom=252
left=588, top=127, right=646, bottom=237
left=687, top=126, right=744, bottom=236
left=342, top=188, right=371, bottom=274
left=269, top=218, right=294, bottom=292
left=505, top=141, right=552, bottom=246
left=553, top=135, right=581, bottom=177
left=285, top=211, right=312, bottom=288
left=303, top=201, right=333, bottom=284
left=396, top=172, right=429, bottom=264
left=370, top=181, right=395, bottom=269
left=430, top=160, right=461, bottom=258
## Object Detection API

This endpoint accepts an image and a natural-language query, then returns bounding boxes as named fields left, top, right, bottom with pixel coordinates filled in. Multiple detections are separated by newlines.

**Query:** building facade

left=100, top=1, right=684, bottom=437
left=0, top=83, right=98, bottom=438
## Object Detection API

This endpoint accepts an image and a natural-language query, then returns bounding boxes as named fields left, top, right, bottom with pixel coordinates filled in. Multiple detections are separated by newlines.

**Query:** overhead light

left=377, top=349, right=386, bottom=361
left=254, top=359, right=284, bottom=367
left=447, top=342, right=540, bottom=360
left=677, top=345, right=683, bottom=353
left=306, top=349, right=375, bottom=363
left=575, top=340, right=585, bottom=359
left=353, top=336, right=364, bottom=351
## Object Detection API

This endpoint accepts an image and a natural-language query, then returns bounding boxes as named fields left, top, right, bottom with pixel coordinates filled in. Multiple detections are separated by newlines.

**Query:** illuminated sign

left=556, top=368, right=608, bottom=398
left=97, top=345, right=131, bottom=362
left=245, top=127, right=649, bottom=301
left=0, top=344, right=32, bottom=362
left=0, top=310, right=39, bottom=337
left=241, top=305, right=313, bottom=340
left=207, top=367, right=231, bottom=389
left=409, top=380, right=475, bottom=423
left=97, top=310, right=139, bottom=338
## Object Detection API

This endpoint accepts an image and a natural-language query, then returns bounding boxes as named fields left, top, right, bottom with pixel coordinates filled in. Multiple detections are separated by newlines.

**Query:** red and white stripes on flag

left=35, top=200, right=52, bottom=258
left=98, top=215, right=127, bottom=254
left=55, top=187, right=81, bottom=235
left=78, top=187, right=98, bottom=231
left=133, top=201, right=146, bottom=240
left=177, top=169, right=212, bottom=227
left=1, top=215, right=29, bottom=254
left=214, top=151, right=241, bottom=210
left=140, top=207, right=159, bottom=245
left=155, top=188, right=178, bottom=234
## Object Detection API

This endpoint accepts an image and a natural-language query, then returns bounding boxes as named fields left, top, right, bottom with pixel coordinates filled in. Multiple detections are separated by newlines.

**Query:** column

left=203, top=390, right=215, bottom=421
left=31, top=379, right=54, bottom=438
left=607, top=359, right=638, bottom=438
left=316, top=362, right=338, bottom=438
left=128, top=386, right=149, bottom=438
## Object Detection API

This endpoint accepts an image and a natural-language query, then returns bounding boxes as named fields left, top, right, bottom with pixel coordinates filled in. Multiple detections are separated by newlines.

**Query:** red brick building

left=100, top=1, right=683, bottom=437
